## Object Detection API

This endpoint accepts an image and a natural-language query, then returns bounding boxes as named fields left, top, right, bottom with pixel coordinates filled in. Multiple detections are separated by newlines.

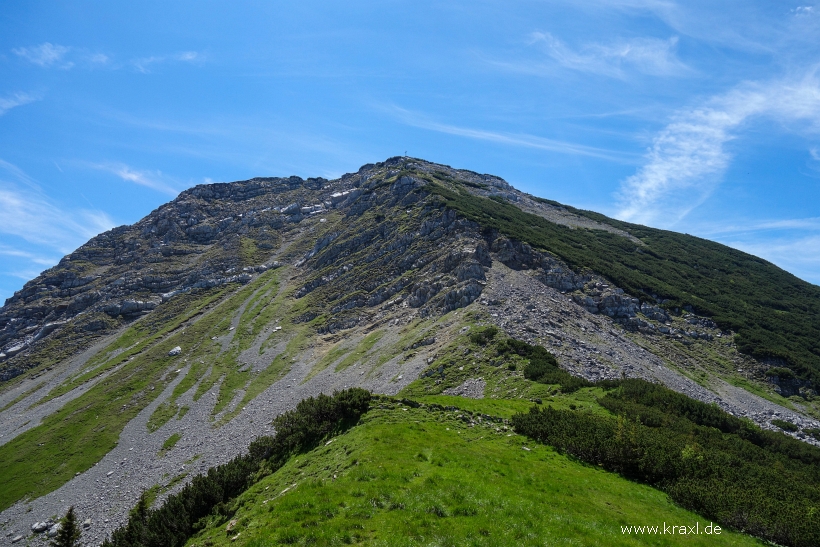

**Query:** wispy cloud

left=695, top=216, right=820, bottom=237
left=528, top=32, right=689, bottom=78
left=132, top=51, right=202, bottom=73
left=617, top=71, right=820, bottom=226
left=0, top=245, right=60, bottom=267
left=11, top=42, right=114, bottom=70
left=0, top=187, right=115, bottom=250
left=89, top=162, right=181, bottom=196
left=12, top=42, right=202, bottom=73
left=385, top=105, right=636, bottom=163
left=13, top=42, right=71, bottom=68
left=0, top=92, right=39, bottom=116
left=88, top=53, right=110, bottom=65
left=0, top=160, right=116, bottom=255
left=0, top=159, right=38, bottom=190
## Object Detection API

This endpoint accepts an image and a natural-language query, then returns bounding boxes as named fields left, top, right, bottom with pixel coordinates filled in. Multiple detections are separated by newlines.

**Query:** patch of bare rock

left=443, top=378, right=486, bottom=399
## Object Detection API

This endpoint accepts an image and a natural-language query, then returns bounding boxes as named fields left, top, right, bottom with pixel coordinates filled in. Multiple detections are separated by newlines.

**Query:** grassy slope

left=182, top=327, right=780, bottom=546
left=0, top=285, right=234, bottom=511
left=423, top=181, right=820, bottom=384
left=185, top=400, right=763, bottom=547
left=0, top=267, right=296, bottom=511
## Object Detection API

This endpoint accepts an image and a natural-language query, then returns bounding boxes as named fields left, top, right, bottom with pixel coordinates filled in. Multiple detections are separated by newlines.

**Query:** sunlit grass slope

left=185, top=400, right=763, bottom=547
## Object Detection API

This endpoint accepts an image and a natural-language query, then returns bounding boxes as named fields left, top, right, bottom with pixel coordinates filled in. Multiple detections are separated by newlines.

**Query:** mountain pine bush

left=103, top=389, right=370, bottom=547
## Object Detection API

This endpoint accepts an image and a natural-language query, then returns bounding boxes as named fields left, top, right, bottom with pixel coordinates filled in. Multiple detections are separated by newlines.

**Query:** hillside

left=178, top=395, right=767, bottom=547
left=100, top=330, right=820, bottom=547
left=0, top=157, right=819, bottom=545
left=428, top=182, right=820, bottom=384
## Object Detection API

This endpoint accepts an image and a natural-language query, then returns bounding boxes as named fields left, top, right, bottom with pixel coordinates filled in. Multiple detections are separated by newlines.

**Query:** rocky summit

left=1, top=157, right=819, bottom=546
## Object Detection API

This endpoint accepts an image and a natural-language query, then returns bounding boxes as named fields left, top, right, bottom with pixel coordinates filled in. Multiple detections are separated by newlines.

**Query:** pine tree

left=50, top=506, right=81, bottom=547
left=127, top=491, right=151, bottom=545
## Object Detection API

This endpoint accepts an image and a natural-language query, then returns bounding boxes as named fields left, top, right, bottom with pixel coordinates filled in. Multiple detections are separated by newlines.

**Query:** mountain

left=1, top=157, right=819, bottom=546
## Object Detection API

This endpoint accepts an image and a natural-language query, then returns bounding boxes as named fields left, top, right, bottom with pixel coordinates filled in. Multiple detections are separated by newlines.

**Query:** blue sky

left=1, top=1, right=820, bottom=302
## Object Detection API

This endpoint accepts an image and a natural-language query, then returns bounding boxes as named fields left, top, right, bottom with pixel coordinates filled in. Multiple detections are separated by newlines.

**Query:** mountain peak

left=1, top=158, right=819, bottom=544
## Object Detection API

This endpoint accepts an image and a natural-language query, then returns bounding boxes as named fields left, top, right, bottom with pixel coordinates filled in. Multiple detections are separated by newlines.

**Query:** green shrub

left=773, top=419, right=799, bottom=432
left=767, top=367, right=796, bottom=379
left=513, top=379, right=820, bottom=547
left=51, top=506, right=81, bottom=547
left=803, top=428, right=820, bottom=441
left=104, top=389, right=371, bottom=547
left=469, top=326, right=498, bottom=345
left=498, top=338, right=590, bottom=393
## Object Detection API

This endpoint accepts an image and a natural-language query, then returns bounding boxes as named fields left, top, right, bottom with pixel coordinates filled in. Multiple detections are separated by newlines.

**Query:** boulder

left=104, top=299, right=157, bottom=317
left=4, top=343, right=27, bottom=358
left=168, top=346, right=182, bottom=356
left=32, top=321, right=66, bottom=342
left=31, top=521, right=49, bottom=533
left=47, top=523, right=62, bottom=537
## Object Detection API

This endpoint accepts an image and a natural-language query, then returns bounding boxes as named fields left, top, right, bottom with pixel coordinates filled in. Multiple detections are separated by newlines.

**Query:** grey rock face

left=0, top=168, right=358, bottom=379
left=767, top=375, right=815, bottom=397
left=104, top=299, right=158, bottom=317
left=572, top=292, right=639, bottom=318
left=0, top=157, right=494, bottom=381
left=640, top=302, right=670, bottom=322
left=0, top=156, right=726, bottom=384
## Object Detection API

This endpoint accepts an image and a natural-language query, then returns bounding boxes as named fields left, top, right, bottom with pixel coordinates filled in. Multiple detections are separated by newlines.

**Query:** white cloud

left=0, top=92, right=39, bottom=116
left=90, top=163, right=181, bottom=196
left=11, top=43, right=113, bottom=70
left=0, top=186, right=114, bottom=250
left=617, top=72, right=820, bottom=226
left=176, top=51, right=199, bottom=62
left=0, top=160, right=116, bottom=255
left=529, top=32, right=689, bottom=77
left=0, top=159, right=38, bottom=190
left=385, top=105, right=636, bottom=163
left=0, top=245, right=60, bottom=267
left=13, top=42, right=71, bottom=67
left=88, top=53, right=110, bottom=65
left=132, top=51, right=202, bottom=73
left=810, top=147, right=820, bottom=161
left=132, top=56, right=161, bottom=73
left=695, top=215, right=820, bottom=237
